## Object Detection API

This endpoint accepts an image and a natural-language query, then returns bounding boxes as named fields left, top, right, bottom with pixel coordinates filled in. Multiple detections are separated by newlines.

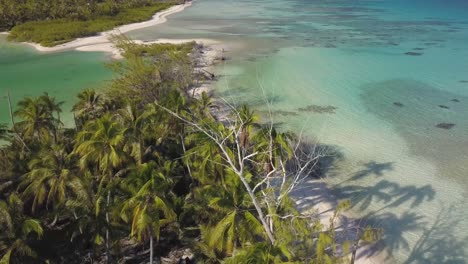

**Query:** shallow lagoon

left=0, top=37, right=114, bottom=126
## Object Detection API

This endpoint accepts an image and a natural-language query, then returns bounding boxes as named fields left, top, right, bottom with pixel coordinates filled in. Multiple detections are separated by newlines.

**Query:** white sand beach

left=2, top=2, right=221, bottom=60
left=292, top=178, right=392, bottom=263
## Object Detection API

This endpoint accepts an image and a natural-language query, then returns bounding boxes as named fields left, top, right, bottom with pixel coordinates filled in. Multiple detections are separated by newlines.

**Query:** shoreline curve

left=1, top=2, right=203, bottom=59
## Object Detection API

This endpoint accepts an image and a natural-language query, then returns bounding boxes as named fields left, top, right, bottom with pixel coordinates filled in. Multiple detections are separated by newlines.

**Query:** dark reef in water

left=298, top=105, right=337, bottom=114
left=436, top=123, right=455, bottom=129
left=405, top=51, right=423, bottom=56
left=438, top=105, right=450, bottom=109
left=393, top=102, right=404, bottom=107
left=275, top=110, right=299, bottom=116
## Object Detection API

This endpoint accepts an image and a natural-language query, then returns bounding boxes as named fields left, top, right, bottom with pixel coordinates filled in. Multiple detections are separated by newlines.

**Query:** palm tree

left=224, top=243, right=295, bottom=264
left=19, top=144, right=86, bottom=214
left=238, top=104, right=259, bottom=150
left=0, top=124, right=9, bottom=142
left=184, top=130, right=227, bottom=185
left=72, top=89, right=103, bottom=127
left=74, top=113, right=128, bottom=263
left=0, top=194, right=43, bottom=264
left=117, top=102, right=151, bottom=164
left=39, top=93, right=63, bottom=125
left=74, top=113, right=127, bottom=185
left=191, top=92, right=215, bottom=118
left=252, top=127, right=293, bottom=174
left=14, top=97, right=59, bottom=142
left=120, top=161, right=176, bottom=264
left=195, top=174, right=266, bottom=259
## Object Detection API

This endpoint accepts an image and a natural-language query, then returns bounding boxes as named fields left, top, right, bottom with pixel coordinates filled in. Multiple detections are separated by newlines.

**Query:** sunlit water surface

left=0, top=36, right=114, bottom=126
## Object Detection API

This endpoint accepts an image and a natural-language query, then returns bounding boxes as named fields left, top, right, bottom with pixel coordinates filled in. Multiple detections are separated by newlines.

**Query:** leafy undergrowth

left=8, top=3, right=174, bottom=47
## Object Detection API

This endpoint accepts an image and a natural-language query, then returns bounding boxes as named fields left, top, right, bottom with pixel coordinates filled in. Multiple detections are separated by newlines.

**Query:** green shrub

left=7, top=3, right=175, bottom=47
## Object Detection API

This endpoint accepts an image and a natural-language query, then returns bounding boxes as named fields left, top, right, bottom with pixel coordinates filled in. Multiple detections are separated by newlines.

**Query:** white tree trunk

left=106, top=190, right=111, bottom=264
left=150, top=232, right=154, bottom=264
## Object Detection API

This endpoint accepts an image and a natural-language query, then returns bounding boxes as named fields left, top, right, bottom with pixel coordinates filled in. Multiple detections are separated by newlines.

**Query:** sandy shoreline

left=1, top=1, right=219, bottom=60
left=292, top=178, right=392, bottom=263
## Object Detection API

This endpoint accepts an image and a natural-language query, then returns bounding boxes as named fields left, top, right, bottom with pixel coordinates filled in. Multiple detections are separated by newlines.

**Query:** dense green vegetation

left=0, top=40, right=379, bottom=263
left=1, top=0, right=179, bottom=46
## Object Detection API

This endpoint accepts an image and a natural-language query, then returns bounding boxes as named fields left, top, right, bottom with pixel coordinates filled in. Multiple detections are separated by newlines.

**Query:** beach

left=2, top=1, right=223, bottom=60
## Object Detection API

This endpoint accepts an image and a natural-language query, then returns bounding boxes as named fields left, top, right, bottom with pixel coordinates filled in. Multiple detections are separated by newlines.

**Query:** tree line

left=1, top=0, right=181, bottom=46
left=0, top=39, right=379, bottom=263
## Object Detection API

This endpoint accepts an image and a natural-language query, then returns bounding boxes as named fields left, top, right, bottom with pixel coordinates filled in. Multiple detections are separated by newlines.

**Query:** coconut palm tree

left=194, top=173, right=266, bottom=259
left=191, top=92, right=215, bottom=118
left=39, top=93, right=63, bottom=125
left=19, top=144, right=86, bottom=214
left=120, top=161, right=176, bottom=264
left=238, top=104, right=259, bottom=150
left=14, top=97, right=58, bottom=143
left=252, top=127, right=293, bottom=174
left=0, top=194, right=43, bottom=264
left=72, top=89, right=103, bottom=127
left=74, top=113, right=127, bottom=186
left=184, top=129, right=227, bottom=186
left=0, top=124, right=9, bottom=141
left=74, top=113, right=128, bottom=263
left=224, top=242, right=295, bottom=264
left=116, top=102, right=152, bottom=164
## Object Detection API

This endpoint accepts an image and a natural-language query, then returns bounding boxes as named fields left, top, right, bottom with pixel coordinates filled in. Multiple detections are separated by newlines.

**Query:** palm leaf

left=0, top=249, right=12, bottom=264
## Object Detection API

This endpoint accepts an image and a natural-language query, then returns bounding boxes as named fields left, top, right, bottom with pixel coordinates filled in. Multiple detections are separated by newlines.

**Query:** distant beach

left=1, top=2, right=220, bottom=60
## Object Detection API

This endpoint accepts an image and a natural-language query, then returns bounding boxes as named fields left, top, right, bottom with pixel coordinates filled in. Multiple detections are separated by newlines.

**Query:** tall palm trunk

left=150, top=230, right=154, bottom=264
left=106, top=190, right=111, bottom=264
left=139, top=135, right=144, bottom=164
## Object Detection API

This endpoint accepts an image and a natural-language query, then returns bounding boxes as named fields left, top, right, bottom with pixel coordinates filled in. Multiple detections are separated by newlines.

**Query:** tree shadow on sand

left=309, top=154, right=468, bottom=262
left=350, top=161, right=394, bottom=181
left=357, top=203, right=468, bottom=263
left=330, top=160, right=435, bottom=212
left=329, top=160, right=466, bottom=263
left=336, top=179, right=435, bottom=212
left=402, top=203, right=468, bottom=264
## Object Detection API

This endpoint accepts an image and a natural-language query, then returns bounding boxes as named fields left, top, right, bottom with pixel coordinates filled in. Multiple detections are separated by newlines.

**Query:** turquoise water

left=0, top=37, right=114, bottom=126
left=132, top=0, right=468, bottom=262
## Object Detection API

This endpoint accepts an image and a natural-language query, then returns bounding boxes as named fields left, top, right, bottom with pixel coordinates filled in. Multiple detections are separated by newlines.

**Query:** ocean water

left=0, top=37, right=114, bottom=126
left=131, top=0, right=468, bottom=262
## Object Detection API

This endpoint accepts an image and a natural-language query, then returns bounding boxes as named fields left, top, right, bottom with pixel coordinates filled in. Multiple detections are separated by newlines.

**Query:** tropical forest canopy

left=0, top=0, right=181, bottom=46
left=0, top=39, right=379, bottom=263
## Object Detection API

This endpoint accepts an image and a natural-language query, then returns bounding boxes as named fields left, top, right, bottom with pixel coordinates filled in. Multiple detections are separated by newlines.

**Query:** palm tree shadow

left=325, top=159, right=440, bottom=262
left=299, top=153, right=462, bottom=263
left=289, top=179, right=338, bottom=217
left=331, top=160, right=435, bottom=212
left=350, top=161, right=394, bottom=181
left=356, top=204, right=468, bottom=264
left=402, top=203, right=468, bottom=264
left=359, top=211, right=427, bottom=258
left=336, top=180, right=397, bottom=211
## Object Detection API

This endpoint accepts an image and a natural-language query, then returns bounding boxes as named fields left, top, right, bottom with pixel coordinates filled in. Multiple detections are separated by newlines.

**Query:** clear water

left=132, top=0, right=468, bottom=262
left=0, top=36, right=114, bottom=126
